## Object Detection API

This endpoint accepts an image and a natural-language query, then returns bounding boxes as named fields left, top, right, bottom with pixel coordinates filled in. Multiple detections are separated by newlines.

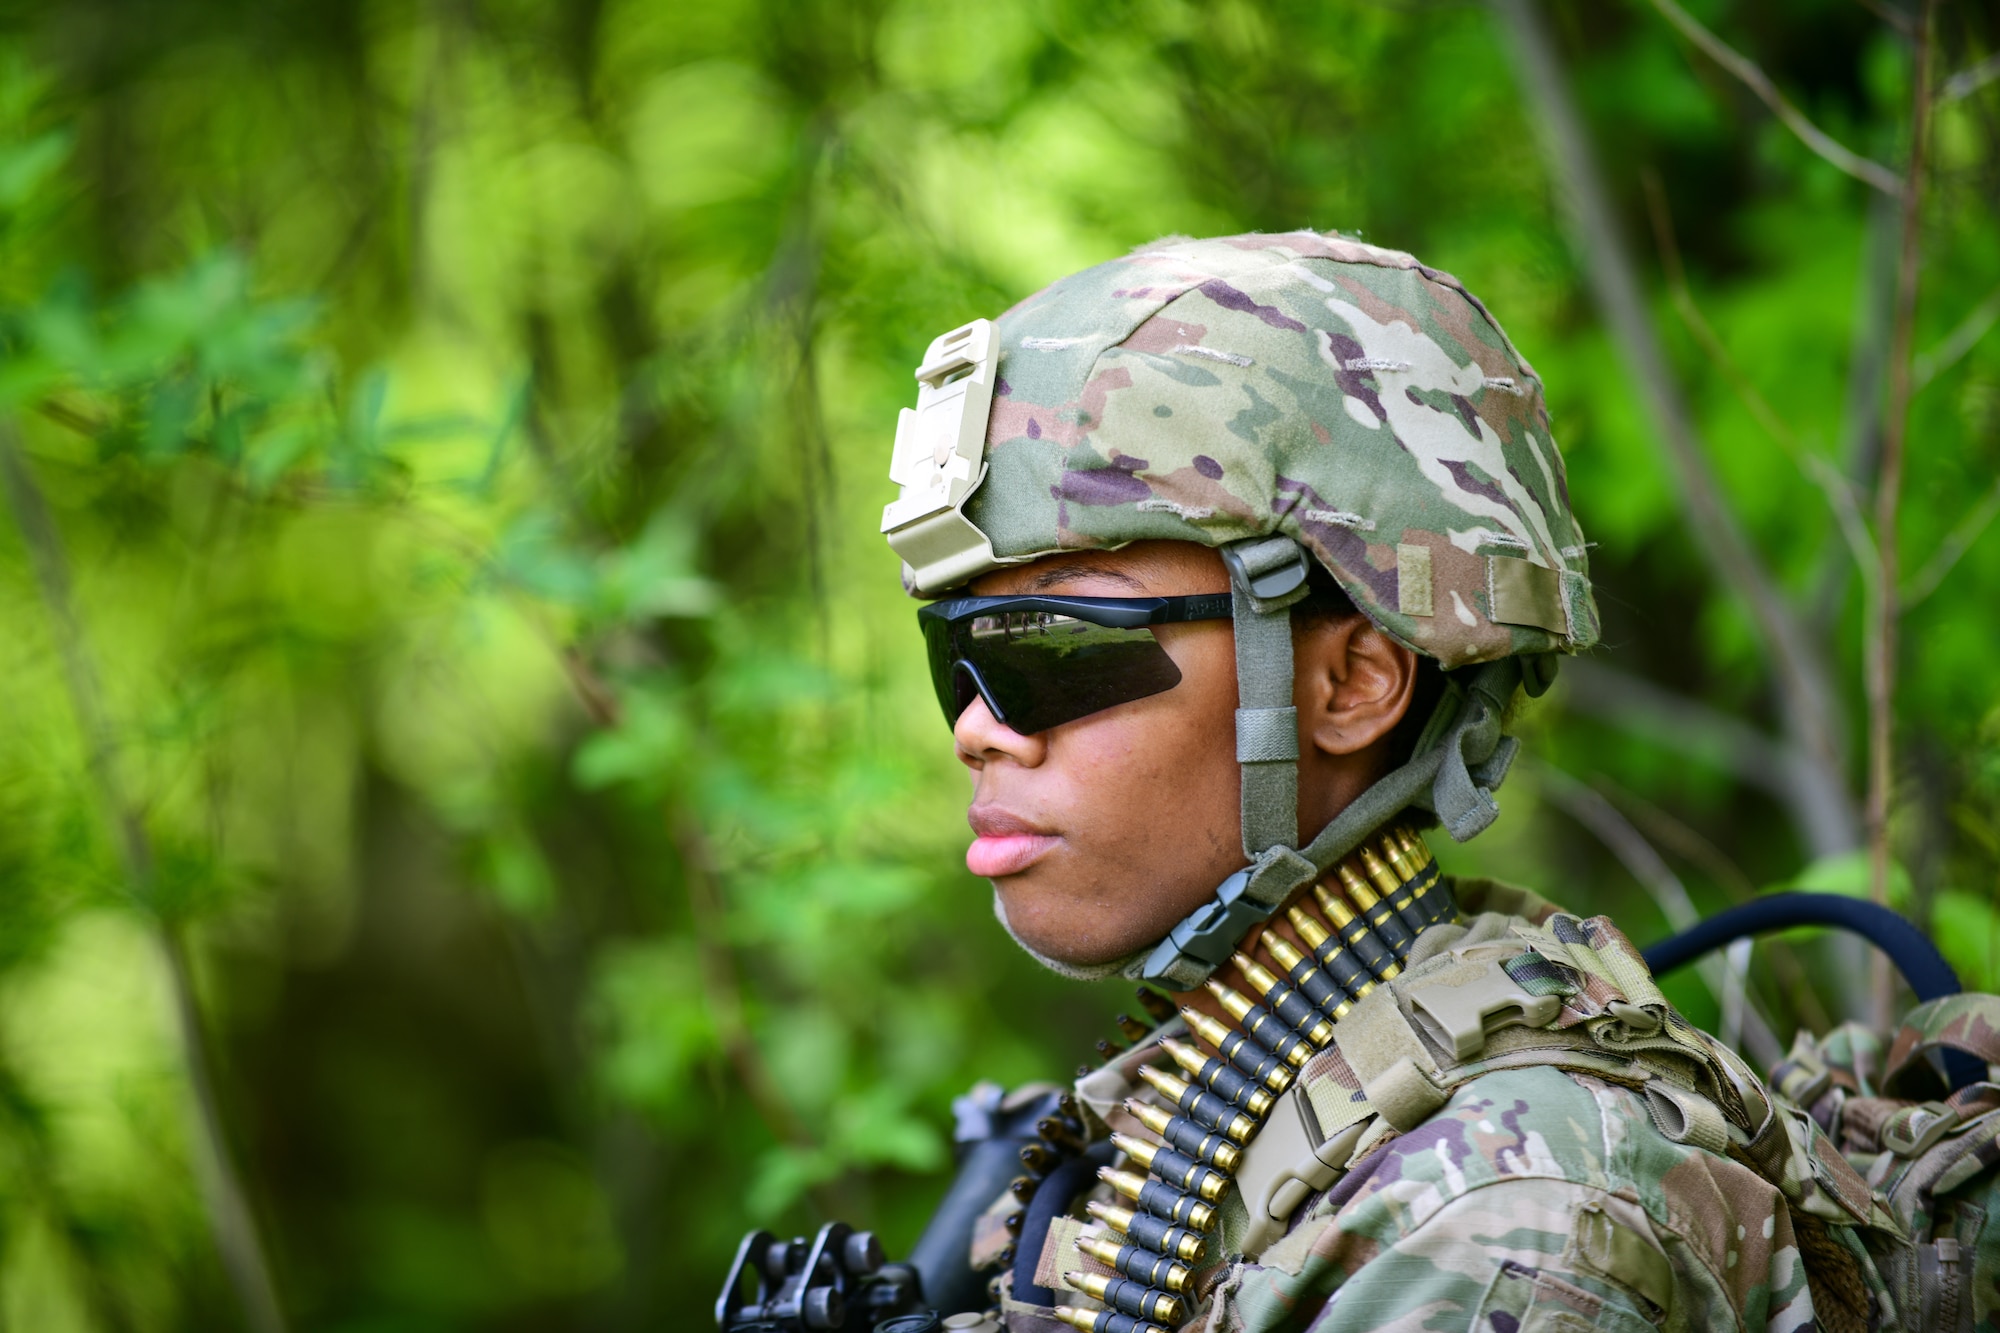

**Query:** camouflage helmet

left=884, top=230, right=1599, bottom=665
left=883, top=231, right=1600, bottom=986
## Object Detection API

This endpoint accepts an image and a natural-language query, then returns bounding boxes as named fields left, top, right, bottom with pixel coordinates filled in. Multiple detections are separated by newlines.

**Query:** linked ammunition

left=1180, top=1007, right=1291, bottom=1094
left=1230, top=953, right=1335, bottom=1047
left=996, top=1244, right=1017, bottom=1269
left=1122, top=1097, right=1242, bottom=1173
left=1051, top=1304, right=1169, bottom=1333
left=1064, top=1270, right=1184, bottom=1325
left=1159, top=1036, right=1278, bottom=1115
left=1258, top=931, right=1354, bottom=1019
left=1358, top=844, right=1428, bottom=941
left=1010, top=1176, right=1037, bottom=1203
left=1393, top=825, right=1427, bottom=860
left=1116, top=1013, right=1153, bottom=1043
left=1414, top=877, right=1456, bottom=926
left=1376, top=834, right=1434, bottom=935
left=1087, top=1200, right=1208, bottom=1264
left=1020, top=1142, right=1057, bottom=1175
left=1134, top=986, right=1178, bottom=1025
left=1379, top=831, right=1417, bottom=884
left=1097, top=1038, right=1127, bottom=1061
left=1358, top=842, right=1408, bottom=900
left=1340, top=863, right=1416, bottom=958
left=1076, top=1231, right=1193, bottom=1294
left=1038, top=1116, right=1087, bottom=1154
left=1203, top=980, right=1312, bottom=1067
left=1393, top=827, right=1455, bottom=924
left=1133, top=1064, right=1257, bottom=1142
left=1110, top=1132, right=1230, bottom=1203
left=1318, top=876, right=1400, bottom=980
left=1286, top=904, right=1377, bottom=1000
left=1098, top=1166, right=1216, bottom=1231
left=1004, top=1210, right=1025, bottom=1236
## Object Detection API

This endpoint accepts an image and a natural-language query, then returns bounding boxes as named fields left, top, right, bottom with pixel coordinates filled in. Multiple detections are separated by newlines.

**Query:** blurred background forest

left=0, top=0, right=1996, bottom=1326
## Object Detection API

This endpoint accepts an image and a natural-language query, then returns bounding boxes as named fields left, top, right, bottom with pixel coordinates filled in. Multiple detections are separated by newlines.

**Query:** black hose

left=1641, top=891, right=1981, bottom=1090
left=1641, top=892, right=1960, bottom=1001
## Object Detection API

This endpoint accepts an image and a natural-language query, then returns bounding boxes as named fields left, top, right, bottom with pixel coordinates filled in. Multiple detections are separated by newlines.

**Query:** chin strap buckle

left=1135, top=847, right=1320, bottom=989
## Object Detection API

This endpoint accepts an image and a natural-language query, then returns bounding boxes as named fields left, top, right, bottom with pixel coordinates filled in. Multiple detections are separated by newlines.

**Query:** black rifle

left=715, top=1222, right=929, bottom=1331
left=717, top=1085, right=1066, bottom=1330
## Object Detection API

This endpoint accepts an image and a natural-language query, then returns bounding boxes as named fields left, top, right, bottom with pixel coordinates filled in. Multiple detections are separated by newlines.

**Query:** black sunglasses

left=918, top=593, right=1234, bottom=735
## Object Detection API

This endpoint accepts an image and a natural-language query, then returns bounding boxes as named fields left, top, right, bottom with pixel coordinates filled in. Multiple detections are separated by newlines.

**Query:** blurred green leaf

left=0, top=130, right=68, bottom=210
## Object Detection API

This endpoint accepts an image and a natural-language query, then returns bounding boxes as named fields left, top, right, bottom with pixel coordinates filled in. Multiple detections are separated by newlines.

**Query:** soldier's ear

left=1294, top=613, right=1418, bottom=759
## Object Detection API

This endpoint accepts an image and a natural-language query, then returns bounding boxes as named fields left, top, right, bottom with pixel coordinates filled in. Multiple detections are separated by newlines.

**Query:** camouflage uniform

left=1024, top=879, right=1869, bottom=1333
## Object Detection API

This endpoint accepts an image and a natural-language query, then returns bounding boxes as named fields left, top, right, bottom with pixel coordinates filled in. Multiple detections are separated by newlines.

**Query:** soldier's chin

left=991, top=887, right=1145, bottom=972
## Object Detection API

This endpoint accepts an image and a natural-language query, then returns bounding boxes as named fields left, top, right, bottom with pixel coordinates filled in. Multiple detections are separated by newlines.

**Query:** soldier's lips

left=967, top=808, right=1060, bottom=878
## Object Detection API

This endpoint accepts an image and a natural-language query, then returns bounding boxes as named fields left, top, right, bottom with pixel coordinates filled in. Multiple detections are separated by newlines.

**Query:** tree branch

left=1902, top=476, right=2000, bottom=607
left=1939, top=51, right=2000, bottom=106
left=1863, top=0, right=1936, bottom=1023
left=670, top=813, right=811, bottom=1151
left=1812, top=193, right=1900, bottom=638
left=1560, top=659, right=1857, bottom=858
left=1868, top=0, right=1936, bottom=909
left=1643, top=0, right=1903, bottom=196
left=1913, top=279, right=2000, bottom=389
left=1639, top=170, right=1876, bottom=579
left=1491, top=0, right=1853, bottom=842
left=0, top=423, right=288, bottom=1333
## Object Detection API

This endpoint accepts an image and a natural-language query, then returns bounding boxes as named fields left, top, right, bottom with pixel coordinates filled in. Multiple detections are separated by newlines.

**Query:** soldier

left=875, top=232, right=1884, bottom=1332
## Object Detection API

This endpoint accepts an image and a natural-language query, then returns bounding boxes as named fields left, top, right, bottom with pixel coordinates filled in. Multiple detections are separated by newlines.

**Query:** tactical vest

left=1770, top=993, right=2000, bottom=1331
left=1003, top=880, right=1992, bottom=1331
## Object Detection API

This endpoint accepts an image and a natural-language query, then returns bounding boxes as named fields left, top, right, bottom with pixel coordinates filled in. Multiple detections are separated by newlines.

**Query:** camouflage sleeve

left=1205, top=1067, right=1818, bottom=1333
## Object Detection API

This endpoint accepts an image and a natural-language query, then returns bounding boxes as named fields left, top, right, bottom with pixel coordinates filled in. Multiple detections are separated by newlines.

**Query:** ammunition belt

left=1014, top=825, right=1454, bottom=1333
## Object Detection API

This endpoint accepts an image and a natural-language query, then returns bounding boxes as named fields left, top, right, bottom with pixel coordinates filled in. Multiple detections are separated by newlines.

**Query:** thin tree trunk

left=0, top=425, right=288, bottom=1333
left=1867, top=0, right=1937, bottom=1021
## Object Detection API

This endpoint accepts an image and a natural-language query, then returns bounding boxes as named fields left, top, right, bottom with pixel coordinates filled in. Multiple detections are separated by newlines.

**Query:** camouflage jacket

left=1203, top=1062, right=1816, bottom=1331
left=1001, top=879, right=1893, bottom=1333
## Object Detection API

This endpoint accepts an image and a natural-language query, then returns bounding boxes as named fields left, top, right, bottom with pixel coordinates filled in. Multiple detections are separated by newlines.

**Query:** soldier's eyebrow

left=1019, top=562, right=1149, bottom=593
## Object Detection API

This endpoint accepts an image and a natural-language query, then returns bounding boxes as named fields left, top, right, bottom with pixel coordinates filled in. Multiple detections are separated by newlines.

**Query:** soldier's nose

left=954, top=694, right=1048, bottom=769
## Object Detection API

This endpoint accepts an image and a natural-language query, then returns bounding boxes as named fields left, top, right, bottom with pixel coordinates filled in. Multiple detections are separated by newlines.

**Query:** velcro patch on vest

left=1037, top=1215, right=1111, bottom=1295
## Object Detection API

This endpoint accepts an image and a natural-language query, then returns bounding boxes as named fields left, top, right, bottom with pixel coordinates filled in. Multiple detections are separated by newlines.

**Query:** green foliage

left=0, top=1, right=1995, bottom=1328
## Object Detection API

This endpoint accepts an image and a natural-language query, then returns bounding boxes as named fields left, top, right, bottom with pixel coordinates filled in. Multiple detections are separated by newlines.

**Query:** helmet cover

left=888, top=230, right=1599, bottom=667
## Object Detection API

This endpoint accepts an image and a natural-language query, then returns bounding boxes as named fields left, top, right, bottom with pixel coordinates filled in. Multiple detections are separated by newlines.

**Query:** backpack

left=1771, top=994, right=2000, bottom=1331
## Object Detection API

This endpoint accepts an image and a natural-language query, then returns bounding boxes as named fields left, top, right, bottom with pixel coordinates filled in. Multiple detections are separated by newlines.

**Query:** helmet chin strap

left=994, top=531, right=1552, bottom=992
left=1122, top=534, right=1316, bottom=988
left=991, top=534, right=1311, bottom=990
left=1125, top=535, right=1549, bottom=991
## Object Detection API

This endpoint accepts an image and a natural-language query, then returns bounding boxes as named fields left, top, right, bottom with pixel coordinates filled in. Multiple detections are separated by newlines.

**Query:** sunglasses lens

left=927, top=609, right=1184, bottom=733
left=923, top=612, right=965, bottom=721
